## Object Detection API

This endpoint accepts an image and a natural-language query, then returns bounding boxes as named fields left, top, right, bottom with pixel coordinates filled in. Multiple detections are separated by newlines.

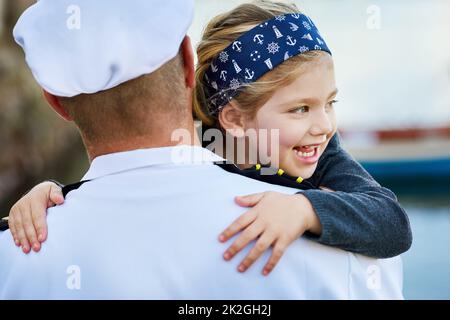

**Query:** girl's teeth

left=295, top=149, right=315, bottom=158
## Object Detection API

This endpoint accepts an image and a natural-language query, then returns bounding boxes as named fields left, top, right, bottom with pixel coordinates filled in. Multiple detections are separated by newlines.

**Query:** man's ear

left=42, top=90, right=73, bottom=121
left=218, top=102, right=247, bottom=138
left=180, top=35, right=195, bottom=89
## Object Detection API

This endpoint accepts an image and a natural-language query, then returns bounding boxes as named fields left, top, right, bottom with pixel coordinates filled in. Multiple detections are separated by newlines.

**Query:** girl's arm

left=220, top=133, right=412, bottom=275
left=7, top=181, right=64, bottom=253
left=301, top=133, right=413, bottom=258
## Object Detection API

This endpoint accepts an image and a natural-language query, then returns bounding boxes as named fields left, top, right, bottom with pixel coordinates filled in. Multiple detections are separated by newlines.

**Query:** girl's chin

left=282, top=163, right=317, bottom=180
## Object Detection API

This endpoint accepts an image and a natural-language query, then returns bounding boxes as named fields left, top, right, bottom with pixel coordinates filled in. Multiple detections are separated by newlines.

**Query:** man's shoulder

left=0, top=228, right=58, bottom=289
left=0, top=230, right=16, bottom=257
left=204, top=164, right=302, bottom=195
left=61, top=162, right=301, bottom=202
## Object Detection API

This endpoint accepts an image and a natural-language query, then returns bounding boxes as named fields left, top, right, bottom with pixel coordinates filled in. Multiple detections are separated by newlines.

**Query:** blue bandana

left=204, top=13, right=332, bottom=116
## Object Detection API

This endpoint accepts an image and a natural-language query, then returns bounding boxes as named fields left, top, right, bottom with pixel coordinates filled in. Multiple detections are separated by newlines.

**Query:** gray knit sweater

left=302, top=133, right=412, bottom=258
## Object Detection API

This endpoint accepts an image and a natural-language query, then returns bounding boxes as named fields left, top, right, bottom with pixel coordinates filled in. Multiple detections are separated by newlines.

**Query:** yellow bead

left=296, top=176, right=304, bottom=183
left=255, top=164, right=261, bottom=170
left=277, top=169, right=284, bottom=176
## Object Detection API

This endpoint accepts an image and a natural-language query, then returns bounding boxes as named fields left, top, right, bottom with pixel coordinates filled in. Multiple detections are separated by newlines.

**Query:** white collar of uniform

left=82, top=145, right=225, bottom=181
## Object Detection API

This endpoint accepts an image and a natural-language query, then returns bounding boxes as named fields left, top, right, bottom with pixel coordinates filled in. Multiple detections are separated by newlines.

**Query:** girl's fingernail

left=219, top=234, right=226, bottom=242
left=33, top=243, right=40, bottom=251
left=38, top=234, right=43, bottom=242
left=22, top=246, right=29, bottom=253
left=223, top=252, right=231, bottom=260
left=263, top=269, right=269, bottom=276
left=238, top=265, right=245, bottom=272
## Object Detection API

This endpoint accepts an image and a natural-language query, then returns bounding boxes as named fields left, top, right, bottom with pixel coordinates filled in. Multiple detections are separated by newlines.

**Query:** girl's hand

left=219, top=191, right=321, bottom=276
left=8, top=181, right=64, bottom=254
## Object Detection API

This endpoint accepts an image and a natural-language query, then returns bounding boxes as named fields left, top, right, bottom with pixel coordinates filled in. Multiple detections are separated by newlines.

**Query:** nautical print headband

left=204, top=13, right=332, bottom=116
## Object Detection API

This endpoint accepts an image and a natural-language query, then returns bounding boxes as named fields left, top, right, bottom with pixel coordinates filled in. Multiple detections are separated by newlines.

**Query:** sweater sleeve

left=301, top=133, right=413, bottom=258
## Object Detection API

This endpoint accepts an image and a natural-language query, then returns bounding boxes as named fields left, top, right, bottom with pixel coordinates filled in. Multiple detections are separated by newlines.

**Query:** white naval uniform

left=0, top=145, right=403, bottom=299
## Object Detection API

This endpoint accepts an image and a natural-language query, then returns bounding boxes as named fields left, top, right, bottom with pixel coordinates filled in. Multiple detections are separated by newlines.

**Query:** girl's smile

left=293, top=143, right=323, bottom=164
left=245, top=53, right=338, bottom=179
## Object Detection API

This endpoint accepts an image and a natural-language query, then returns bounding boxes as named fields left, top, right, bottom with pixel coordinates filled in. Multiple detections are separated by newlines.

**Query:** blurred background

left=1, top=0, right=449, bottom=299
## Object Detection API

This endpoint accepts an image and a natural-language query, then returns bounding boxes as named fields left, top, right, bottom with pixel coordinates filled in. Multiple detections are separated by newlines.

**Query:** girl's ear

left=218, top=102, right=247, bottom=138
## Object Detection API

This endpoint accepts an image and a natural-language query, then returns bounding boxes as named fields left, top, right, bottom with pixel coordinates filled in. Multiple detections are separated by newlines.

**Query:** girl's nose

left=309, top=109, right=334, bottom=136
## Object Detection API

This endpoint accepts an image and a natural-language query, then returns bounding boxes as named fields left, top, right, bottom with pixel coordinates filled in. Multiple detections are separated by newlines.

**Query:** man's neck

left=84, top=122, right=202, bottom=162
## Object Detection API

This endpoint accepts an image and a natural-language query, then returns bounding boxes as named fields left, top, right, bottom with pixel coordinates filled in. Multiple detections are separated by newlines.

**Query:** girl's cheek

left=328, top=111, right=338, bottom=133
left=279, top=123, right=308, bottom=147
left=255, top=114, right=308, bottom=151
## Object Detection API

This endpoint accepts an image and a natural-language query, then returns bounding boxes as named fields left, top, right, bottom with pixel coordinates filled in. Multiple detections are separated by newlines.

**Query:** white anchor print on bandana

left=204, top=13, right=331, bottom=116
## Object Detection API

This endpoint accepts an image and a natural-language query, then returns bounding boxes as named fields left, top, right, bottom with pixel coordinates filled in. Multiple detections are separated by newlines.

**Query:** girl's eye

left=327, top=99, right=339, bottom=108
left=291, top=106, right=309, bottom=114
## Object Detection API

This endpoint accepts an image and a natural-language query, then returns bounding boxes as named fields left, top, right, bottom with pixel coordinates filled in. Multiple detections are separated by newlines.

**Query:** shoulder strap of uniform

left=2, top=163, right=317, bottom=232
left=0, top=217, right=9, bottom=231
left=213, top=161, right=316, bottom=190
left=0, top=180, right=91, bottom=232
left=62, top=180, right=90, bottom=198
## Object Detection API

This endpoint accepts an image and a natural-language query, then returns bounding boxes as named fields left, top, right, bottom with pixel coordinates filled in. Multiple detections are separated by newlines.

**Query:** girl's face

left=244, top=55, right=338, bottom=179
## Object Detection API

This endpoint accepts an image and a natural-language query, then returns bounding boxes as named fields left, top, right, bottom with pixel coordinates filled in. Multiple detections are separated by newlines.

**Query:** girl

left=6, top=0, right=412, bottom=276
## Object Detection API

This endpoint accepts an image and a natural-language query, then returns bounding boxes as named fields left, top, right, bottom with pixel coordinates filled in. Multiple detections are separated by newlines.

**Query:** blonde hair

left=194, top=0, right=326, bottom=127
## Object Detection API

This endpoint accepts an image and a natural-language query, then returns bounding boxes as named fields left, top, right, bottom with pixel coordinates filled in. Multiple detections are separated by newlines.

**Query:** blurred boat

left=340, top=126, right=450, bottom=194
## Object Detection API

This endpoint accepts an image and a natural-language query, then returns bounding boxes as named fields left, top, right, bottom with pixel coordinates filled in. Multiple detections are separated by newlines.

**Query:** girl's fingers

left=262, top=239, right=288, bottom=276
left=223, top=222, right=264, bottom=261
left=234, top=192, right=266, bottom=208
left=8, top=217, right=20, bottom=246
left=219, top=209, right=258, bottom=242
left=7, top=216, right=15, bottom=242
left=31, top=200, right=48, bottom=244
left=15, top=214, right=31, bottom=254
left=49, top=185, right=64, bottom=205
left=237, top=231, right=275, bottom=273
left=9, top=206, right=21, bottom=246
left=22, top=204, right=40, bottom=252
left=12, top=210, right=25, bottom=248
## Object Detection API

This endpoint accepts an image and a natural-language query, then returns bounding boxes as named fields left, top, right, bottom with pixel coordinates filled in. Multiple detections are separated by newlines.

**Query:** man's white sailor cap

left=13, top=0, right=195, bottom=97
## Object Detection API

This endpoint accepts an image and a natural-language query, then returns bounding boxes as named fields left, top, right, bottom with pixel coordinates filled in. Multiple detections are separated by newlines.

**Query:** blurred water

left=401, top=198, right=450, bottom=300
left=191, top=0, right=450, bottom=130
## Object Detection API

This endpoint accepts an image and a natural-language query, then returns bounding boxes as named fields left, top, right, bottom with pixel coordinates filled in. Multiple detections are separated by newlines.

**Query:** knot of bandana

left=204, top=13, right=332, bottom=116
